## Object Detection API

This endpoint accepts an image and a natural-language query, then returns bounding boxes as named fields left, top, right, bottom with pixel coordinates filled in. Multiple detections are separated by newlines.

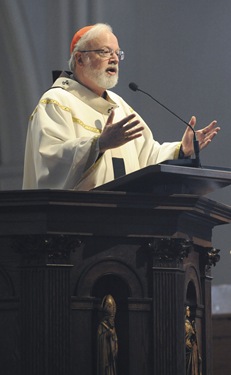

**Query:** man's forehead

left=87, top=32, right=118, bottom=48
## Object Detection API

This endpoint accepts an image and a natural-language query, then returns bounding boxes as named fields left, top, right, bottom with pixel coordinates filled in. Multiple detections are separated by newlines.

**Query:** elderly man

left=23, top=23, right=220, bottom=190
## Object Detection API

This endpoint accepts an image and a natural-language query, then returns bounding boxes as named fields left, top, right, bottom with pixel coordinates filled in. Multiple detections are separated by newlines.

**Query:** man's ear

left=75, top=52, right=83, bottom=66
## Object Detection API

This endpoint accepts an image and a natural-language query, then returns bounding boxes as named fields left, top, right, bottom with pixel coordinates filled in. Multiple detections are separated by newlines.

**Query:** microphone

left=128, top=82, right=201, bottom=167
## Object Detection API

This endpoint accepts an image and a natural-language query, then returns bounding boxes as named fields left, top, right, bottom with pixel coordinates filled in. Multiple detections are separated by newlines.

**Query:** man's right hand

left=99, top=110, right=144, bottom=153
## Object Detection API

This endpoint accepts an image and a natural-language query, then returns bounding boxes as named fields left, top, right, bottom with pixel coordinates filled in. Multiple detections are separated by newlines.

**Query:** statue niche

left=97, top=295, right=118, bottom=375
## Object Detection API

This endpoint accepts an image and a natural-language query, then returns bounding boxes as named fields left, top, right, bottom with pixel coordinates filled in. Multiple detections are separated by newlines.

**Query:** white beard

left=85, top=64, right=119, bottom=90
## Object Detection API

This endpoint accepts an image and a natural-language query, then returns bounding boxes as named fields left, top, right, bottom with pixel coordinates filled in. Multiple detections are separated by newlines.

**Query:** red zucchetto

left=70, top=25, right=94, bottom=53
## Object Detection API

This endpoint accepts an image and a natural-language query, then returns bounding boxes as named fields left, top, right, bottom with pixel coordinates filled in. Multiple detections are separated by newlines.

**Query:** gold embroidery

left=40, top=98, right=71, bottom=113
left=30, top=107, right=38, bottom=121
left=31, top=98, right=102, bottom=134
left=174, top=142, right=182, bottom=159
left=72, top=117, right=101, bottom=134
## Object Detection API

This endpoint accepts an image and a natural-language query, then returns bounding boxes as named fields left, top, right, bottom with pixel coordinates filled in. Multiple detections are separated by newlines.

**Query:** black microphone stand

left=129, top=83, right=201, bottom=168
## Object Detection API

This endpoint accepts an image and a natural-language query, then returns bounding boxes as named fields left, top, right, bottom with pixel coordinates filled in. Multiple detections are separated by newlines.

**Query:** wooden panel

left=213, top=314, right=231, bottom=375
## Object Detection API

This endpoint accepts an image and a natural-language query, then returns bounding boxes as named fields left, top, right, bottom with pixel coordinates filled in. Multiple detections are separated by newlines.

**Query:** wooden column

left=150, top=238, right=192, bottom=375
left=200, top=246, right=220, bottom=375
left=16, top=235, right=75, bottom=375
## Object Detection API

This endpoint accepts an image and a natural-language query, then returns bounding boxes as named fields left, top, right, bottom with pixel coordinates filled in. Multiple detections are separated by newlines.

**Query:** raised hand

left=181, top=116, right=220, bottom=157
left=99, top=110, right=144, bottom=153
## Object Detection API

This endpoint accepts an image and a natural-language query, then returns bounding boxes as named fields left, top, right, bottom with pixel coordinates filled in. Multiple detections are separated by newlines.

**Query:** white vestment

left=23, top=75, right=181, bottom=190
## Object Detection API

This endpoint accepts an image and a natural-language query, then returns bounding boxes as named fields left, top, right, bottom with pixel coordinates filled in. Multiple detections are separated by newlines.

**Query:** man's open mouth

left=106, top=67, right=117, bottom=75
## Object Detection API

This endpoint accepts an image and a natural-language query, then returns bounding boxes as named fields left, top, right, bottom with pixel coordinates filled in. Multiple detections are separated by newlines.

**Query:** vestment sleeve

left=23, top=96, right=101, bottom=189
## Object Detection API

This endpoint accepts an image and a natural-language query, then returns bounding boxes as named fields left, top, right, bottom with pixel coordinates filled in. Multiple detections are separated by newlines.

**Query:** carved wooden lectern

left=0, top=164, right=231, bottom=375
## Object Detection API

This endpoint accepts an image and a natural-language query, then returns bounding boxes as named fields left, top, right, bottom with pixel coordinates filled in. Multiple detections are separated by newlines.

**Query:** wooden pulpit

left=0, top=164, right=231, bottom=375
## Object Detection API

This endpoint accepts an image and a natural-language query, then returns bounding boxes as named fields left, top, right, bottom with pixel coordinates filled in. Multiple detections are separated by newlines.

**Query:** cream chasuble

left=23, top=74, right=181, bottom=191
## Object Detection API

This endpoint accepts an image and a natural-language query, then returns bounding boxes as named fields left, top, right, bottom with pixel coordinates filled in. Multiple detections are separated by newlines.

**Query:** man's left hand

left=181, top=116, right=220, bottom=157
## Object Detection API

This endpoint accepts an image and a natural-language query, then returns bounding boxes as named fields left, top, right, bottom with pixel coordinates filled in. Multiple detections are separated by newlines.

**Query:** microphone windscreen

left=129, top=82, right=138, bottom=91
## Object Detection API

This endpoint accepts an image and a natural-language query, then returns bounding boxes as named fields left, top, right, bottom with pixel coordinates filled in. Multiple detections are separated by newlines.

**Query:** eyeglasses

left=79, top=48, right=125, bottom=61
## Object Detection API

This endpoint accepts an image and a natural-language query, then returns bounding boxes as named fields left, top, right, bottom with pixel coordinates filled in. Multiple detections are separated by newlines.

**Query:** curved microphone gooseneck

left=128, top=82, right=201, bottom=168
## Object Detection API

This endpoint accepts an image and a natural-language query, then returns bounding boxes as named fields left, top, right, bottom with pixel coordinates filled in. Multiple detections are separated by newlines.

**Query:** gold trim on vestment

left=174, top=142, right=182, bottom=159
left=30, top=99, right=102, bottom=134
left=72, top=117, right=101, bottom=134
left=40, top=98, right=71, bottom=112
left=29, top=107, right=38, bottom=121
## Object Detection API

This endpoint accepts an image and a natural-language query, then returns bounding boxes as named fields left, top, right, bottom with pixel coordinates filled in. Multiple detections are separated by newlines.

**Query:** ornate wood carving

left=13, top=234, right=81, bottom=265
left=148, top=237, right=192, bottom=267
left=204, top=247, right=220, bottom=270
